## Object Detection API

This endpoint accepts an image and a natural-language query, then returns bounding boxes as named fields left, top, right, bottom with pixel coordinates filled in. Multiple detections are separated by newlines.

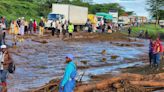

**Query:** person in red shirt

left=33, top=20, right=37, bottom=33
left=153, top=37, right=163, bottom=69
left=163, top=47, right=164, bottom=60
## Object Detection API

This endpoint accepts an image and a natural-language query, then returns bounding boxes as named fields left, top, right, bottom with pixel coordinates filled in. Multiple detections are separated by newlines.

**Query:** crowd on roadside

left=0, top=16, right=77, bottom=47
left=84, top=19, right=118, bottom=33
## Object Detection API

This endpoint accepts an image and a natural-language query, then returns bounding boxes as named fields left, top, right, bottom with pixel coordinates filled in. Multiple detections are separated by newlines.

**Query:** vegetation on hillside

left=0, top=0, right=39, bottom=20
left=0, top=0, right=126, bottom=21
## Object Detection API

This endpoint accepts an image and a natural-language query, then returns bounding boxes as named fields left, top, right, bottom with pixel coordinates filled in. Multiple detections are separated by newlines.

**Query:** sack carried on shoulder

left=8, top=62, right=16, bottom=73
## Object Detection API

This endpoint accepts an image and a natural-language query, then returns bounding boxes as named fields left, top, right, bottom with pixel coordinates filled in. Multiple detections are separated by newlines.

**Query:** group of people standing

left=85, top=19, right=117, bottom=33
left=9, top=17, right=44, bottom=36
left=9, top=17, right=45, bottom=46
left=149, top=37, right=163, bottom=70
left=50, top=20, right=74, bottom=39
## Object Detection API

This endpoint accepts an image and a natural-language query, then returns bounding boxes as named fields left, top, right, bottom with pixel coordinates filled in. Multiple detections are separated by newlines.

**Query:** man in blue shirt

left=59, top=54, right=77, bottom=92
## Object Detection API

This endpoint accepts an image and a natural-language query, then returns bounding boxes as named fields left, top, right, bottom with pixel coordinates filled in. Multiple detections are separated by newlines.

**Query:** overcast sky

left=93, top=0, right=149, bottom=17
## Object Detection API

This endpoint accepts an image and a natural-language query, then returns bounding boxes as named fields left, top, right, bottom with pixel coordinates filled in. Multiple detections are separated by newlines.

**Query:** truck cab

left=96, top=16, right=104, bottom=27
left=45, top=13, right=64, bottom=28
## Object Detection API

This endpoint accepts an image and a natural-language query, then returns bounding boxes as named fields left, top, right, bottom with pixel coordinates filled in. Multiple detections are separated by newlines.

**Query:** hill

left=0, top=0, right=126, bottom=22
left=0, top=0, right=50, bottom=21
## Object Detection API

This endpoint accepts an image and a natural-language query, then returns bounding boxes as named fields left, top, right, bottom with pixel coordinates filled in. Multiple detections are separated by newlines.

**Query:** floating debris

left=80, top=60, right=88, bottom=65
left=101, top=50, right=106, bottom=55
left=101, top=58, right=107, bottom=62
left=111, top=55, right=119, bottom=59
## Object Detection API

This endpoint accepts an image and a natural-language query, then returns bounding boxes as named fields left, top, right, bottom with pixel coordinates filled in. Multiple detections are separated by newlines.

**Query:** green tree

left=158, top=10, right=164, bottom=20
left=147, top=0, right=164, bottom=25
left=126, top=11, right=134, bottom=16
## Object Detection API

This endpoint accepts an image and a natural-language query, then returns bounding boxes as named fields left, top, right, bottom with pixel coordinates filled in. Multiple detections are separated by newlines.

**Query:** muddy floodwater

left=6, top=35, right=149, bottom=92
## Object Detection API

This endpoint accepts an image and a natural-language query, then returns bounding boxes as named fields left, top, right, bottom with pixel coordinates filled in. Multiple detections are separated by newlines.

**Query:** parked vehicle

left=159, top=20, right=164, bottom=28
left=46, top=4, right=88, bottom=29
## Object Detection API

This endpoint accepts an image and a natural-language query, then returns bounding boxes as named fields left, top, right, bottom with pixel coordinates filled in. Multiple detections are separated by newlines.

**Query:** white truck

left=159, top=20, right=164, bottom=28
left=46, top=4, right=88, bottom=28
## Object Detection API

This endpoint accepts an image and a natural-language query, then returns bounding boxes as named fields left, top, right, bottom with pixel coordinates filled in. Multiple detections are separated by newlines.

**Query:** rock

left=101, top=50, right=106, bottom=55
left=80, top=60, right=88, bottom=65
left=113, top=83, right=122, bottom=89
left=101, top=58, right=107, bottom=62
left=32, top=39, right=48, bottom=44
left=117, top=88, right=124, bottom=92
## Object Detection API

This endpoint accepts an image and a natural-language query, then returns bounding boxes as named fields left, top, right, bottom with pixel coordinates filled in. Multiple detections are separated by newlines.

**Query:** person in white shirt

left=51, top=20, right=57, bottom=36
left=1, top=21, right=6, bottom=45
left=0, top=45, right=14, bottom=92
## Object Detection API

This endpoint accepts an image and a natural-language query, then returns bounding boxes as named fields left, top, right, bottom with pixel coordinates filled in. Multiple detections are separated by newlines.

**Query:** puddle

left=79, top=62, right=144, bottom=82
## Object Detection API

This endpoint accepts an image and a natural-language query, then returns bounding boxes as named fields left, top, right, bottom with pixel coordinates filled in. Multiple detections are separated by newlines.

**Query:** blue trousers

left=59, top=79, right=76, bottom=92
left=0, top=70, right=8, bottom=82
left=0, top=70, right=8, bottom=91
left=153, top=53, right=160, bottom=66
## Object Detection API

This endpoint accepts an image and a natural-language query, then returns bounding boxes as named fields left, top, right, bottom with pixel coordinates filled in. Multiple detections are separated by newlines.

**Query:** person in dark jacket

left=28, top=19, right=33, bottom=34
left=149, top=38, right=154, bottom=66
left=128, top=27, right=132, bottom=36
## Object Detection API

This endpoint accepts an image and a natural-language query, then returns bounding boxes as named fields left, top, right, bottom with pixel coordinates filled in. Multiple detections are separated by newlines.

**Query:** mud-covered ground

left=5, top=31, right=158, bottom=92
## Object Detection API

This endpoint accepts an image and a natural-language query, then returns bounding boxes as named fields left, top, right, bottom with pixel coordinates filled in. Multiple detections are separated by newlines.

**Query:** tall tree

left=147, top=0, right=164, bottom=25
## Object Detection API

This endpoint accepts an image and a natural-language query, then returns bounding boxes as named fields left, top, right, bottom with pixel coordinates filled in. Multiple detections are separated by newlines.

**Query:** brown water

left=6, top=36, right=148, bottom=92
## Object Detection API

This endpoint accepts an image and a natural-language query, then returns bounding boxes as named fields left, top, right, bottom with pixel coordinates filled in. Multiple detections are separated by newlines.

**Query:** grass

left=131, top=24, right=164, bottom=39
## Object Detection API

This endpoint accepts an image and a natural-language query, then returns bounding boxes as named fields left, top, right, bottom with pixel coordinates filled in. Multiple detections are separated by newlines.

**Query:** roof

left=121, top=13, right=129, bottom=16
left=96, top=12, right=113, bottom=20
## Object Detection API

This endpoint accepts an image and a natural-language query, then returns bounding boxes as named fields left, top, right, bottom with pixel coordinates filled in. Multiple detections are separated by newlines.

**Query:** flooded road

left=6, top=36, right=149, bottom=92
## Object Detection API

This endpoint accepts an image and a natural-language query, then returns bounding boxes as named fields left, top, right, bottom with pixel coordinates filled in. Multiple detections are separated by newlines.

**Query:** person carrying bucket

left=59, top=54, right=77, bottom=92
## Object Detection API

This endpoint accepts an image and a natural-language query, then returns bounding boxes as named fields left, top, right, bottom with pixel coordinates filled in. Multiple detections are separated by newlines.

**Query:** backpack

left=8, top=62, right=16, bottom=73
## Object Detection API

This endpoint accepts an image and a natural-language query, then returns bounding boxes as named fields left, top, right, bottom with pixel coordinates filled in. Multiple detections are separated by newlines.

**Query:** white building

left=118, top=16, right=130, bottom=25
left=137, top=16, right=147, bottom=23
left=109, top=9, right=118, bottom=23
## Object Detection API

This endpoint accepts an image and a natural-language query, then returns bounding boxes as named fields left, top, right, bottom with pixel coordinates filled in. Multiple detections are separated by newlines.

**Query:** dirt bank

left=74, top=60, right=164, bottom=92
left=63, top=32, right=131, bottom=42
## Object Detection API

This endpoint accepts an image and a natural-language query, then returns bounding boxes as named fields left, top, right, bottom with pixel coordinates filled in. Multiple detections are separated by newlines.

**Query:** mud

left=5, top=32, right=150, bottom=92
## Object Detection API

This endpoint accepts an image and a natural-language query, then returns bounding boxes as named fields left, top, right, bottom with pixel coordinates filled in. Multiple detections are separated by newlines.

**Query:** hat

left=1, top=45, right=7, bottom=49
left=66, top=54, right=74, bottom=60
